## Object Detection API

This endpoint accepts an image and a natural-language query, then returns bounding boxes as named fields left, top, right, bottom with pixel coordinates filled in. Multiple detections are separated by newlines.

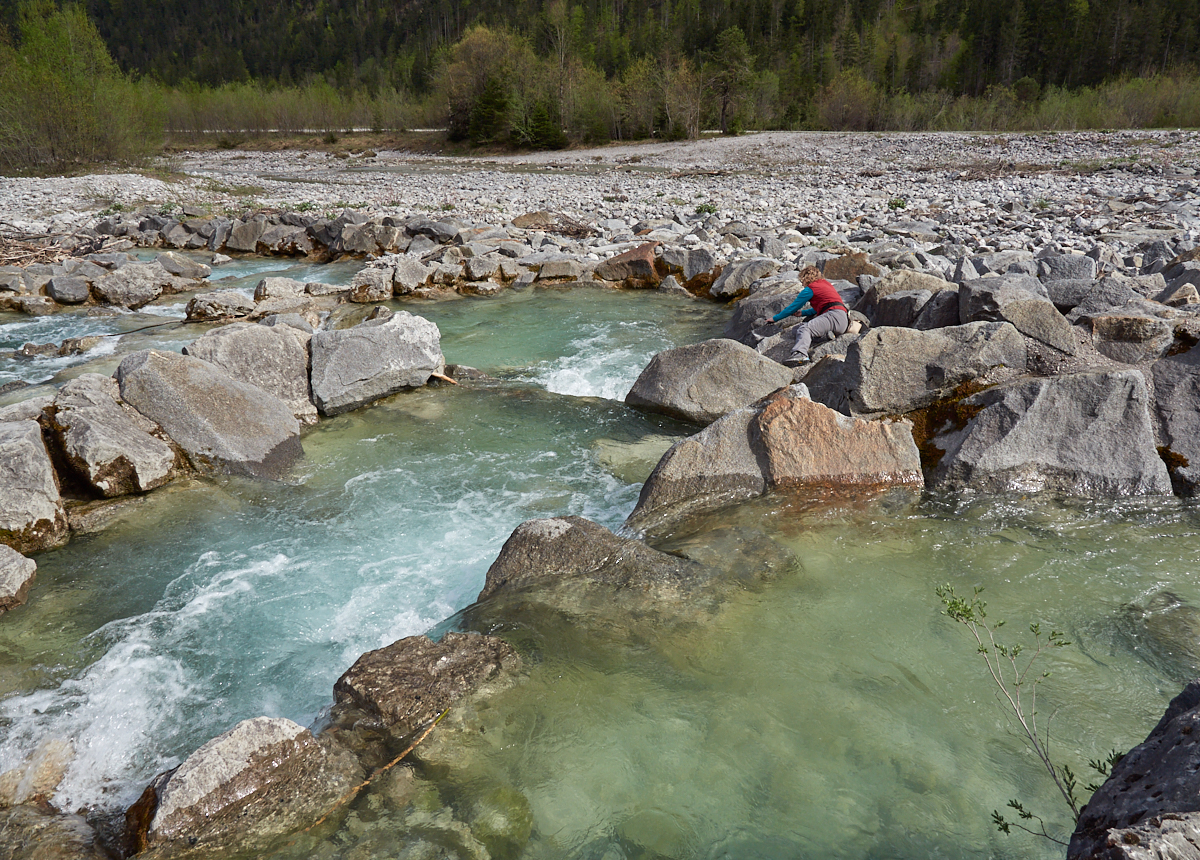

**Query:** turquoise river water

left=2, top=261, right=1199, bottom=859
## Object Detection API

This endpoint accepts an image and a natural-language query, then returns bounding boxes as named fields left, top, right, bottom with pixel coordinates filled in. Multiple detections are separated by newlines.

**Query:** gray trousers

left=792, top=308, right=849, bottom=359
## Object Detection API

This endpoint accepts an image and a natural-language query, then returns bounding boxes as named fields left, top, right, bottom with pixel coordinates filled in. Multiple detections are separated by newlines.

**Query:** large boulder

left=1038, top=253, right=1097, bottom=282
left=156, top=251, right=211, bottom=280
left=857, top=270, right=955, bottom=317
left=126, top=717, right=363, bottom=858
left=0, top=420, right=68, bottom=553
left=710, top=258, right=780, bottom=300
left=116, top=350, right=303, bottom=480
left=0, top=545, right=36, bottom=613
left=841, top=322, right=1026, bottom=415
left=627, top=385, right=922, bottom=532
left=959, top=275, right=1077, bottom=354
left=43, top=374, right=177, bottom=497
left=1088, top=313, right=1177, bottom=364
left=1068, top=680, right=1200, bottom=860
left=308, top=312, right=444, bottom=416
left=479, top=516, right=712, bottom=602
left=594, top=242, right=661, bottom=285
left=625, top=338, right=794, bottom=425
left=184, top=323, right=317, bottom=425
left=929, top=370, right=1171, bottom=497
left=333, top=632, right=520, bottom=737
left=92, top=262, right=172, bottom=309
left=185, top=291, right=255, bottom=322
left=1152, top=345, right=1200, bottom=496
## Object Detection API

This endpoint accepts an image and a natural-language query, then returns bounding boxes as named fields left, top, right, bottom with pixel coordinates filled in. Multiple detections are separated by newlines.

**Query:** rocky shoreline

left=3, top=131, right=1200, bottom=857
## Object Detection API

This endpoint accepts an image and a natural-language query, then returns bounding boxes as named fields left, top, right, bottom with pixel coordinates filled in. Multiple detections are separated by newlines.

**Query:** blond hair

left=799, top=265, right=821, bottom=285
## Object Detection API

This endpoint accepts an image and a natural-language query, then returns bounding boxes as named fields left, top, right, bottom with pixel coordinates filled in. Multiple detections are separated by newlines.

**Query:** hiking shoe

left=782, top=354, right=809, bottom=368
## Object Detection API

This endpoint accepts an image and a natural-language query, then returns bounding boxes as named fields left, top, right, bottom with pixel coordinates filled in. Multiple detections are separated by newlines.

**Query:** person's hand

left=752, top=316, right=771, bottom=329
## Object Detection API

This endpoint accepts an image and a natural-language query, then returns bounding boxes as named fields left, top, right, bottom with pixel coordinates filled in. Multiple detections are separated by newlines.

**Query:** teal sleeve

left=772, top=287, right=814, bottom=322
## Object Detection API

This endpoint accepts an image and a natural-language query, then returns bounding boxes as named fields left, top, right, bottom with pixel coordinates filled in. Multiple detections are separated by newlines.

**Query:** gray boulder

left=46, top=275, right=90, bottom=304
left=43, top=374, right=177, bottom=497
left=480, top=516, right=713, bottom=602
left=92, top=262, right=172, bottom=308
left=184, top=324, right=317, bottom=425
left=1152, top=345, right=1200, bottom=495
left=710, top=258, right=780, bottom=300
left=128, top=717, right=363, bottom=857
left=348, top=267, right=393, bottom=303
left=0, top=545, right=36, bottom=613
left=185, top=291, right=255, bottom=322
left=1044, top=278, right=1102, bottom=313
left=873, top=289, right=931, bottom=328
left=625, top=339, right=794, bottom=425
left=684, top=248, right=716, bottom=282
left=0, top=420, right=68, bottom=553
left=1088, top=313, right=1177, bottom=364
left=1068, top=680, right=1200, bottom=860
left=912, top=289, right=961, bottom=330
left=333, top=632, right=519, bottom=737
left=930, top=370, right=1171, bottom=497
left=627, top=385, right=922, bottom=532
left=843, top=322, right=1027, bottom=415
left=391, top=257, right=433, bottom=295
left=1038, top=253, right=1097, bottom=282
left=225, top=217, right=266, bottom=252
left=959, top=275, right=1077, bottom=354
left=156, top=251, right=211, bottom=280
left=309, top=312, right=444, bottom=416
left=116, top=350, right=303, bottom=480
left=856, top=270, right=955, bottom=317
left=253, top=277, right=306, bottom=302
left=1066, top=278, right=1143, bottom=319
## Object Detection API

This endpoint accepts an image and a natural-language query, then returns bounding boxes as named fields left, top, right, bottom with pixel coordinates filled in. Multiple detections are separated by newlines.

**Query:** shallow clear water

left=0, top=277, right=1194, bottom=859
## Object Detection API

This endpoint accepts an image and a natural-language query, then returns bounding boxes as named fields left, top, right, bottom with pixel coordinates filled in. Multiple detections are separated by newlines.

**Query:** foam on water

left=525, top=321, right=664, bottom=400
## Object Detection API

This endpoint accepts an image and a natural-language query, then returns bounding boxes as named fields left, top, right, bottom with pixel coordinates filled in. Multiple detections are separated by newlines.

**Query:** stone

left=128, top=717, right=363, bottom=857
left=709, top=258, right=780, bottom=300
left=959, top=275, right=1077, bottom=354
left=185, top=290, right=255, bottom=322
left=11, top=295, right=55, bottom=315
left=843, top=322, right=1027, bottom=415
left=1089, top=314, right=1176, bottom=364
left=253, top=277, right=306, bottom=301
left=391, top=257, right=433, bottom=294
left=0, top=396, right=51, bottom=422
left=684, top=248, right=717, bottom=283
left=43, top=374, right=177, bottom=497
left=46, top=275, right=90, bottom=304
left=511, top=210, right=554, bottom=229
left=348, top=268, right=393, bottom=303
left=59, top=336, right=103, bottom=356
left=625, top=338, right=794, bottom=425
left=930, top=370, right=1171, bottom=497
left=1044, top=278, right=1102, bottom=313
left=873, top=289, right=931, bottom=328
left=0, top=420, right=68, bottom=554
left=309, top=312, right=444, bottom=416
left=333, top=632, right=519, bottom=736
left=912, top=289, right=961, bottom=330
left=822, top=252, right=882, bottom=281
left=627, top=385, right=922, bottom=532
left=116, top=350, right=302, bottom=480
left=92, top=262, right=171, bottom=308
left=0, top=806, right=103, bottom=859
left=1157, top=282, right=1200, bottom=307
left=156, top=251, right=211, bottom=280
left=856, top=269, right=956, bottom=317
left=225, top=217, right=266, bottom=253
left=464, top=255, right=500, bottom=281
left=1038, top=253, right=1097, bottom=282
left=0, top=544, right=36, bottom=613
left=0, top=737, right=72, bottom=802
left=1066, top=277, right=1142, bottom=318
left=594, top=242, right=661, bottom=284
left=1152, top=345, right=1200, bottom=496
left=536, top=259, right=583, bottom=281
left=184, top=323, right=317, bottom=425
left=304, top=281, right=348, bottom=297
left=1068, top=681, right=1200, bottom=860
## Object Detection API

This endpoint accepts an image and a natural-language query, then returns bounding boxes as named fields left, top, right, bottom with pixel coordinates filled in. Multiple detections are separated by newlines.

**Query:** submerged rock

left=0, top=737, right=73, bottom=804
left=127, top=716, right=363, bottom=858
left=625, top=338, right=793, bottom=425
left=929, top=370, right=1171, bottom=497
left=0, top=805, right=104, bottom=860
left=0, top=420, right=68, bottom=553
left=184, top=323, right=317, bottom=425
left=333, top=632, right=520, bottom=738
left=309, top=312, right=444, bottom=416
left=1069, top=680, right=1200, bottom=859
left=116, top=350, right=303, bottom=480
left=43, top=373, right=177, bottom=497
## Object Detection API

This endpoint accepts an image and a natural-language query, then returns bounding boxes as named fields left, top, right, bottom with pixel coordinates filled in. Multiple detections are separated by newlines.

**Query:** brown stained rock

left=755, top=393, right=924, bottom=490
left=0, top=420, right=68, bottom=554
left=128, top=717, right=363, bottom=858
left=594, top=242, right=663, bottom=285
left=333, top=633, right=520, bottom=737
left=1091, top=314, right=1176, bottom=364
left=822, top=252, right=882, bottom=282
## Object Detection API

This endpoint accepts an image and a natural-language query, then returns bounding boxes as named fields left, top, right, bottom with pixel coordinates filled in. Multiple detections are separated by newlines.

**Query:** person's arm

left=772, top=287, right=813, bottom=322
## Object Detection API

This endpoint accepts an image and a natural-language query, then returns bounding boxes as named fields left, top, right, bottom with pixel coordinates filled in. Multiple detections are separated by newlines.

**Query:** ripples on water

left=0, top=268, right=1196, bottom=859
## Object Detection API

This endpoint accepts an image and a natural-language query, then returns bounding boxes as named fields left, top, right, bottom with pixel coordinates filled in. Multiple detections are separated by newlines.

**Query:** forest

left=0, top=0, right=1198, bottom=170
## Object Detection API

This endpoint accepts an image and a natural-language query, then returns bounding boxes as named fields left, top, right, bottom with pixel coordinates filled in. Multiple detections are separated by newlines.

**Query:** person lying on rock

left=753, top=265, right=849, bottom=368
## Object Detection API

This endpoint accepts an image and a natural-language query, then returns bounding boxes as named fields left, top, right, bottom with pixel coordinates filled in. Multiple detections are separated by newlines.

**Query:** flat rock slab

left=0, top=420, right=68, bottom=554
left=930, top=370, right=1171, bottom=497
left=184, top=323, right=317, bottom=425
left=309, top=312, right=444, bottom=416
left=625, top=338, right=794, bottom=425
left=129, top=716, right=362, bottom=857
left=0, top=544, right=36, bottom=613
left=627, top=385, right=922, bottom=532
left=333, top=632, right=520, bottom=737
left=116, top=350, right=302, bottom=480
left=92, top=262, right=173, bottom=309
left=1069, top=681, right=1200, bottom=860
left=44, top=373, right=177, bottom=497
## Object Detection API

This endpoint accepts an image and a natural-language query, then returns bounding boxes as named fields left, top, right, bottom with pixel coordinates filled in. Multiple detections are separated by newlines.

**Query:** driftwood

left=0, top=222, right=113, bottom=267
